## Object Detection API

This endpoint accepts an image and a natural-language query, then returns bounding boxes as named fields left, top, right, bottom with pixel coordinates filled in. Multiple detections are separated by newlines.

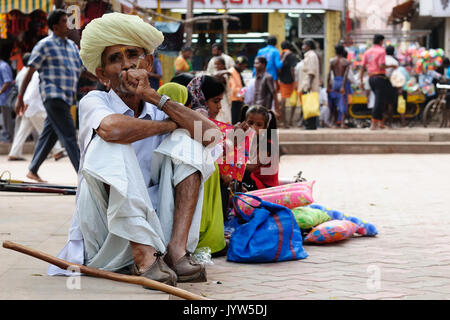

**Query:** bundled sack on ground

left=291, top=206, right=331, bottom=229
left=301, top=204, right=378, bottom=244
left=308, top=204, right=378, bottom=237
left=227, top=193, right=308, bottom=263
left=304, top=220, right=359, bottom=244
left=234, top=181, right=315, bottom=216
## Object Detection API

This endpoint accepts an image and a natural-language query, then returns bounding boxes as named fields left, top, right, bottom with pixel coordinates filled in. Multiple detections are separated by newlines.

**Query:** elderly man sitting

left=48, top=13, right=220, bottom=287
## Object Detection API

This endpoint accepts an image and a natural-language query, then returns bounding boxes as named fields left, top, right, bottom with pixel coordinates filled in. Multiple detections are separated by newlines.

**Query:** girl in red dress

left=241, top=105, right=279, bottom=191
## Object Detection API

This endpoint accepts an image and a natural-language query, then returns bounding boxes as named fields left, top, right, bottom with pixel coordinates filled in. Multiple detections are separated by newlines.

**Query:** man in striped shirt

left=15, top=9, right=83, bottom=182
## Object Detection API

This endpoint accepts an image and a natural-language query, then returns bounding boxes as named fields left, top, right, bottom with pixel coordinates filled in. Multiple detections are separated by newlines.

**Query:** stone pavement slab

left=1, top=153, right=450, bottom=300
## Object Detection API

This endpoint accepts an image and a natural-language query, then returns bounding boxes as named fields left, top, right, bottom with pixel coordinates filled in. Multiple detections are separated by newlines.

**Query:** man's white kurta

left=48, top=89, right=215, bottom=274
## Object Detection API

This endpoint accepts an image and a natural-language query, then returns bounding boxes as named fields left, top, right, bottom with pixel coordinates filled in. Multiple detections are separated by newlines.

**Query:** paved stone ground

left=1, top=153, right=450, bottom=300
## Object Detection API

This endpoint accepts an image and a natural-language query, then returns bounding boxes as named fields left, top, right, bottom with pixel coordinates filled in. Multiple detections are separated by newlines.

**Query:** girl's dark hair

left=48, top=9, right=67, bottom=31
left=201, top=75, right=226, bottom=100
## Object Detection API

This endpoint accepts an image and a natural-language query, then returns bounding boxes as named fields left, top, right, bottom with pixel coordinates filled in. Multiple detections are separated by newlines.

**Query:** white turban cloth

left=80, top=12, right=164, bottom=74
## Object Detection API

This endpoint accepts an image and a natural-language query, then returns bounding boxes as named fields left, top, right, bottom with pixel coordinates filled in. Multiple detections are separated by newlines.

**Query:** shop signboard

left=124, top=0, right=344, bottom=10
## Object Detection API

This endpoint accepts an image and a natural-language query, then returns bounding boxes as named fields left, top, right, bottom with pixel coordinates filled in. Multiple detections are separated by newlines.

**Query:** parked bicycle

left=423, top=81, right=450, bottom=128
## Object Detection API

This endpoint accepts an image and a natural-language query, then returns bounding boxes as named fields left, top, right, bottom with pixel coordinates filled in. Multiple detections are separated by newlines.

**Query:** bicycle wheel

left=423, top=99, right=440, bottom=128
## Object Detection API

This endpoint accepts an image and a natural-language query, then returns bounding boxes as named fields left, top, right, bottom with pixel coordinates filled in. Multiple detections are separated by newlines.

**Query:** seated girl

left=240, top=105, right=280, bottom=191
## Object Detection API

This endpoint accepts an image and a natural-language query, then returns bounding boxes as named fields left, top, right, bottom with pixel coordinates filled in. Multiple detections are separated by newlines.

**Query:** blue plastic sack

left=227, top=193, right=308, bottom=263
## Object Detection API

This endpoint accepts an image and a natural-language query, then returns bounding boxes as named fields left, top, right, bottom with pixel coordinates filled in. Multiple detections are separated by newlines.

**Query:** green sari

left=197, top=163, right=226, bottom=254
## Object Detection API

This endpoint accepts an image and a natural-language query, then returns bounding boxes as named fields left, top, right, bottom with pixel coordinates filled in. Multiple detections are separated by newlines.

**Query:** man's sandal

left=131, top=252, right=177, bottom=288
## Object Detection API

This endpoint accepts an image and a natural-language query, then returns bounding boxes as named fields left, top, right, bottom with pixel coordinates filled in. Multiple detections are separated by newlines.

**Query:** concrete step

left=0, top=142, right=34, bottom=155
left=2, top=129, right=450, bottom=155
left=280, top=141, right=450, bottom=154
left=278, top=128, right=450, bottom=143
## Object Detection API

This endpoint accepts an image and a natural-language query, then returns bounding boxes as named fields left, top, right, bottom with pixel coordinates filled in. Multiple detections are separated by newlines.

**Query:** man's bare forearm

left=143, top=92, right=220, bottom=147
left=96, top=114, right=178, bottom=144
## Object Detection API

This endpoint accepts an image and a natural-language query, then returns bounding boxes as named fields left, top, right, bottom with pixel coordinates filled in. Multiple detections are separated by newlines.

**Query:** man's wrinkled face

left=96, top=45, right=153, bottom=94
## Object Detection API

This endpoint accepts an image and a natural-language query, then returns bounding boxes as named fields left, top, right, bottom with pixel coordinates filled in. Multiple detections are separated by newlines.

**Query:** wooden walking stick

left=3, top=241, right=210, bottom=300
left=0, top=183, right=76, bottom=195
left=0, top=179, right=77, bottom=190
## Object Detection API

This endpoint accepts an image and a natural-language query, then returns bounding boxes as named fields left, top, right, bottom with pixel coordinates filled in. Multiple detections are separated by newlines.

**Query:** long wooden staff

left=0, top=179, right=77, bottom=190
left=0, top=184, right=76, bottom=195
left=2, top=241, right=210, bottom=300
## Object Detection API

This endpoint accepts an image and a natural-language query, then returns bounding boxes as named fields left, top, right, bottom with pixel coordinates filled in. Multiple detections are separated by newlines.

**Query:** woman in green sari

left=158, top=78, right=227, bottom=256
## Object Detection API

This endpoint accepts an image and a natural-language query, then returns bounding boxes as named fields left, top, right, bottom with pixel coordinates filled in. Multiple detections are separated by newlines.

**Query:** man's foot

left=7, top=156, right=26, bottom=161
left=164, top=252, right=207, bottom=283
left=131, top=252, right=177, bottom=287
left=26, top=171, right=47, bottom=183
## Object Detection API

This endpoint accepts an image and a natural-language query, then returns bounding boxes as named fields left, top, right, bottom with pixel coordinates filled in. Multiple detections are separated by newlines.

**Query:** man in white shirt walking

left=8, top=53, right=65, bottom=161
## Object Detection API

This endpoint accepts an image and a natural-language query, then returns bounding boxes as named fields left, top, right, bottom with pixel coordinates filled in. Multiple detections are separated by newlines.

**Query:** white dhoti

left=48, top=129, right=215, bottom=274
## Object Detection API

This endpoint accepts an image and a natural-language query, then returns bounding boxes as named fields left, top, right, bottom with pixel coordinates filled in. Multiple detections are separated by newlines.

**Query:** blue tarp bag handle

left=232, top=192, right=263, bottom=222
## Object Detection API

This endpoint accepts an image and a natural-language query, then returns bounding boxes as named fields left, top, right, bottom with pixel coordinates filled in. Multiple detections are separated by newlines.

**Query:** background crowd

left=2, top=12, right=450, bottom=174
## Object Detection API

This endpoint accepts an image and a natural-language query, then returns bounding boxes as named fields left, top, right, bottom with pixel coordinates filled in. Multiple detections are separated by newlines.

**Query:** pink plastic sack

left=304, top=220, right=358, bottom=244
left=248, top=181, right=314, bottom=197
left=237, top=181, right=315, bottom=216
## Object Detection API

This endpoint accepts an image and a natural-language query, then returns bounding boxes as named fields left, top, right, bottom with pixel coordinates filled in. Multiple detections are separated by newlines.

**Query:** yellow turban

left=80, top=13, right=164, bottom=74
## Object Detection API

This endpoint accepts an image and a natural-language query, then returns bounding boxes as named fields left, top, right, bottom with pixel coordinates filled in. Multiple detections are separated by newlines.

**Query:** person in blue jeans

left=15, top=9, right=82, bottom=182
